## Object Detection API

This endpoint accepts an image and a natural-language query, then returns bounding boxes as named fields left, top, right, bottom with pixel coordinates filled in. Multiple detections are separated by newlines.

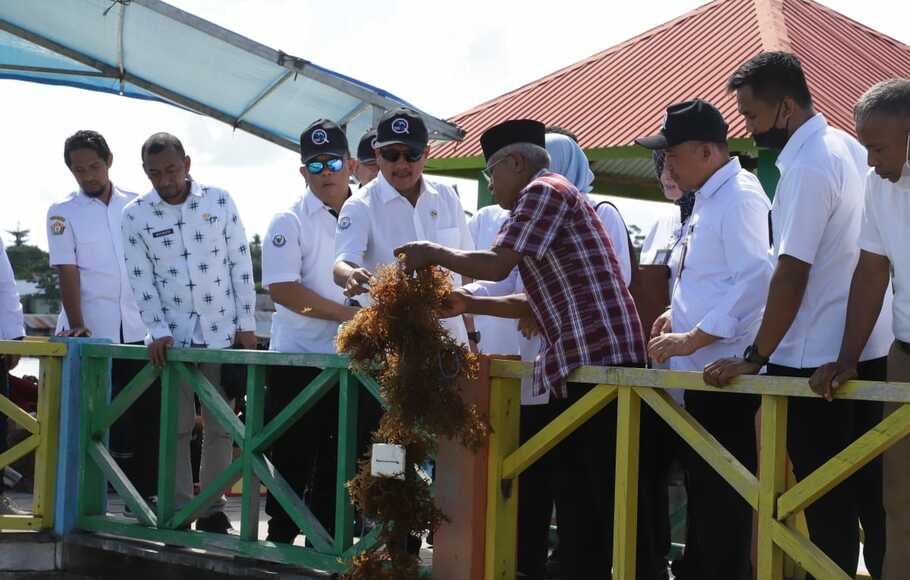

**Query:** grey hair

left=493, top=143, right=550, bottom=173
left=854, top=78, right=910, bottom=126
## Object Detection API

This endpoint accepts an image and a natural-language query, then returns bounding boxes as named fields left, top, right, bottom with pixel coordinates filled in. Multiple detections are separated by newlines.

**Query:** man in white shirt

left=261, top=119, right=379, bottom=544
left=0, top=236, right=25, bottom=515
left=810, top=79, right=910, bottom=579
left=704, top=52, right=892, bottom=579
left=122, top=133, right=257, bottom=534
left=637, top=100, right=772, bottom=580
left=353, top=129, right=380, bottom=187
left=47, top=130, right=157, bottom=505
left=333, top=108, right=474, bottom=344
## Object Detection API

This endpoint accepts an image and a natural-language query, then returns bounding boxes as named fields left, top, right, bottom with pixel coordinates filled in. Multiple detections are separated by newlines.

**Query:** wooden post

left=757, top=394, right=788, bottom=580
left=613, top=386, right=641, bottom=578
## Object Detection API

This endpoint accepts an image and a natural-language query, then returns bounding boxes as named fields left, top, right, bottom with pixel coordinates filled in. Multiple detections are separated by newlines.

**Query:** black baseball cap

left=373, top=107, right=429, bottom=150
left=300, top=119, right=348, bottom=162
left=635, top=99, right=728, bottom=150
left=357, top=129, right=377, bottom=163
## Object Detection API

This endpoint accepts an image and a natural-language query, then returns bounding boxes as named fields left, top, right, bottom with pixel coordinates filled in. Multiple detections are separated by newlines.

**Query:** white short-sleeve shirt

left=263, top=189, right=348, bottom=354
left=334, top=172, right=474, bottom=343
left=47, top=187, right=147, bottom=343
left=770, top=114, right=893, bottom=367
left=858, top=170, right=910, bottom=342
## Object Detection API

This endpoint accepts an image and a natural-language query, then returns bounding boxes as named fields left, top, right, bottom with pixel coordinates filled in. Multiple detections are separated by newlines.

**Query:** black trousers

left=678, top=391, right=758, bottom=580
left=264, top=365, right=382, bottom=539
left=516, top=404, right=557, bottom=579
left=0, top=361, right=8, bottom=492
left=767, top=357, right=886, bottom=580
left=549, top=380, right=668, bottom=580
left=109, top=346, right=161, bottom=498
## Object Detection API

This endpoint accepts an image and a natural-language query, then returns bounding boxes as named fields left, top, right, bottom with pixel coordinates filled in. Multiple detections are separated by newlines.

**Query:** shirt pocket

left=436, top=226, right=460, bottom=248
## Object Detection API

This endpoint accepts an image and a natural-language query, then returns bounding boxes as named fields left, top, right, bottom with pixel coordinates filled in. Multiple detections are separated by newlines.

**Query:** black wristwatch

left=743, top=344, right=770, bottom=366
left=467, top=331, right=481, bottom=344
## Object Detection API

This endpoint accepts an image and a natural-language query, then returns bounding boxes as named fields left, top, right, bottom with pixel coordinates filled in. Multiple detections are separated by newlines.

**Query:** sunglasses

left=306, top=157, right=344, bottom=175
left=379, top=147, right=425, bottom=163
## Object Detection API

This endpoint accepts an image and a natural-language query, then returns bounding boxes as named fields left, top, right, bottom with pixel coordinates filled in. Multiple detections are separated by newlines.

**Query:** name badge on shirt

left=153, top=228, right=174, bottom=238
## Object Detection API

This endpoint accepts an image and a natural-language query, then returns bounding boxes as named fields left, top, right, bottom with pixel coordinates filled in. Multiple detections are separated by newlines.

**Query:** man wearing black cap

left=333, top=107, right=475, bottom=345
left=637, top=100, right=772, bottom=580
left=261, top=119, right=379, bottom=543
left=353, top=129, right=379, bottom=186
left=395, top=119, right=661, bottom=580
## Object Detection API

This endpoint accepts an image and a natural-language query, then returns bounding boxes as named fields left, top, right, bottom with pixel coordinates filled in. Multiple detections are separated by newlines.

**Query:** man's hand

left=809, top=361, right=857, bottom=402
left=703, top=357, right=762, bottom=387
left=148, top=336, right=174, bottom=368
left=57, top=326, right=92, bottom=338
left=344, top=268, right=373, bottom=297
left=652, top=309, right=672, bottom=337
left=648, top=331, right=697, bottom=364
left=518, top=315, right=539, bottom=339
left=439, top=289, right=470, bottom=318
left=395, top=241, right=441, bottom=274
left=234, top=330, right=257, bottom=350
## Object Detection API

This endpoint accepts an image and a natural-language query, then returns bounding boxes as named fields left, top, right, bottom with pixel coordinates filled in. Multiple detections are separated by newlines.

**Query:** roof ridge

left=754, top=0, right=791, bottom=51
left=789, top=0, right=910, bottom=52
left=449, top=0, right=736, bottom=122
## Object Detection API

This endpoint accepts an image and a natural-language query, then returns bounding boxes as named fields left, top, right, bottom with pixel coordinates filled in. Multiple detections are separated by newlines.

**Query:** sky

left=0, top=0, right=905, bottom=251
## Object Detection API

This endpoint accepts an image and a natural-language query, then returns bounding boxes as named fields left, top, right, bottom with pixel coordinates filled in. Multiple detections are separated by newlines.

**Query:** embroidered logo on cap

left=312, top=129, right=330, bottom=145
left=391, top=118, right=409, bottom=135
left=338, top=216, right=351, bottom=230
left=272, top=233, right=286, bottom=247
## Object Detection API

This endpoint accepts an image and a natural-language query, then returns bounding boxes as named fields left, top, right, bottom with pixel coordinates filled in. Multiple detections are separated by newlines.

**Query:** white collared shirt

left=263, top=188, right=347, bottom=354
left=770, top=114, right=893, bottom=367
left=334, top=172, right=474, bottom=343
left=47, top=186, right=146, bottom=343
left=590, top=199, right=632, bottom=287
left=121, top=180, right=257, bottom=349
left=859, top=169, right=910, bottom=342
left=0, top=237, right=24, bottom=340
left=669, top=158, right=773, bottom=372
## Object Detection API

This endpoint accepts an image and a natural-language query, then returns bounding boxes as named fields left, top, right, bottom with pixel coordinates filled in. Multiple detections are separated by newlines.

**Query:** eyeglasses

left=379, top=147, right=424, bottom=163
left=306, top=157, right=344, bottom=175
left=481, top=156, right=507, bottom=183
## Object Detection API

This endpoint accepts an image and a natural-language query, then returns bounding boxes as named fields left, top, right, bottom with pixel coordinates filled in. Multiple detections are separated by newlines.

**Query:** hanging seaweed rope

left=337, top=262, right=490, bottom=579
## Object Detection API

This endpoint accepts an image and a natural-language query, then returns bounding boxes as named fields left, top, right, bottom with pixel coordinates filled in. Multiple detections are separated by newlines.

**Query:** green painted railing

left=75, top=344, right=384, bottom=574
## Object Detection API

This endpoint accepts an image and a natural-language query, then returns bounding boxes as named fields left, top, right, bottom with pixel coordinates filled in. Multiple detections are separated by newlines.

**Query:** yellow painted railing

left=484, top=360, right=910, bottom=580
left=0, top=338, right=64, bottom=531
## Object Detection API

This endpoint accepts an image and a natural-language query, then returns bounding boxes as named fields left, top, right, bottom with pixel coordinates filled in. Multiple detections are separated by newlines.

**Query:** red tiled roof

left=431, top=0, right=910, bottom=161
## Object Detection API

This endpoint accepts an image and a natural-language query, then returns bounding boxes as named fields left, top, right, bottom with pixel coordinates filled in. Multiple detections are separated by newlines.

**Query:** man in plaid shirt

left=397, top=120, right=666, bottom=579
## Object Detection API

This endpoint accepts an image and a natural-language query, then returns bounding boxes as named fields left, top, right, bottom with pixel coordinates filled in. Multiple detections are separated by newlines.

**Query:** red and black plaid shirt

left=495, top=171, right=645, bottom=399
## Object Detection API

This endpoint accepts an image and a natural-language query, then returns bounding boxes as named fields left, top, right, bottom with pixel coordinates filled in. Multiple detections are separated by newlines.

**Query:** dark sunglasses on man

left=306, top=156, right=345, bottom=175
left=378, top=147, right=425, bottom=163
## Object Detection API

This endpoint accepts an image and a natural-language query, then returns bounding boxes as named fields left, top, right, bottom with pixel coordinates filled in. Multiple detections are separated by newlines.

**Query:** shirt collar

left=697, top=157, right=742, bottom=199
left=376, top=171, right=434, bottom=204
left=148, top=178, right=202, bottom=205
left=303, top=186, right=351, bottom=216
left=776, top=113, right=827, bottom=173
left=75, top=184, right=125, bottom=205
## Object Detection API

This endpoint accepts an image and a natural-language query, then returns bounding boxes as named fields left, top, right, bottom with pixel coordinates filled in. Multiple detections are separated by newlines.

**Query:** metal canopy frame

left=0, top=0, right=464, bottom=153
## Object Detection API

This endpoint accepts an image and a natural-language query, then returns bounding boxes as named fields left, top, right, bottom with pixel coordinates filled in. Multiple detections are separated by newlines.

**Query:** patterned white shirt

left=121, top=179, right=256, bottom=349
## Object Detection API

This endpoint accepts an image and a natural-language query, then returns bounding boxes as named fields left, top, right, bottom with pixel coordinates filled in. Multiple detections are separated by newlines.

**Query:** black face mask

left=752, top=102, right=790, bottom=150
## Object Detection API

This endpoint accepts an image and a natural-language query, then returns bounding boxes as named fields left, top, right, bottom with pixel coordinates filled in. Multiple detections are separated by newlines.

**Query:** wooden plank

left=81, top=343, right=352, bottom=368
left=488, top=360, right=910, bottom=403
left=334, top=370, right=358, bottom=554
left=635, top=386, right=758, bottom=508
left=777, top=402, right=910, bottom=522
left=757, top=395, right=788, bottom=580
left=0, top=392, right=38, bottom=434
left=0, top=515, right=42, bottom=530
left=252, top=368, right=339, bottom=452
left=352, top=371, right=387, bottom=408
left=88, top=441, right=157, bottom=527
left=253, top=454, right=335, bottom=553
left=771, top=519, right=851, bottom=580
left=34, top=356, right=61, bottom=528
left=501, top=385, right=617, bottom=480
left=174, top=363, right=245, bottom=446
left=613, top=387, right=641, bottom=580
left=77, top=354, right=110, bottom=519
left=484, top=377, right=521, bottom=580
left=156, top=364, right=180, bottom=527
left=0, top=339, right=66, bottom=357
left=240, top=364, right=265, bottom=541
left=91, top=362, right=160, bottom=435
left=342, top=523, right=384, bottom=560
left=0, top=433, right=39, bottom=468
left=76, top=515, right=347, bottom=572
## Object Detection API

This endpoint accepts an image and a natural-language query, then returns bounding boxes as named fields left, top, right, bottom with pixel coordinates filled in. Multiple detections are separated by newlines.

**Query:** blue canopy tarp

left=0, top=0, right=464, bottom=152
